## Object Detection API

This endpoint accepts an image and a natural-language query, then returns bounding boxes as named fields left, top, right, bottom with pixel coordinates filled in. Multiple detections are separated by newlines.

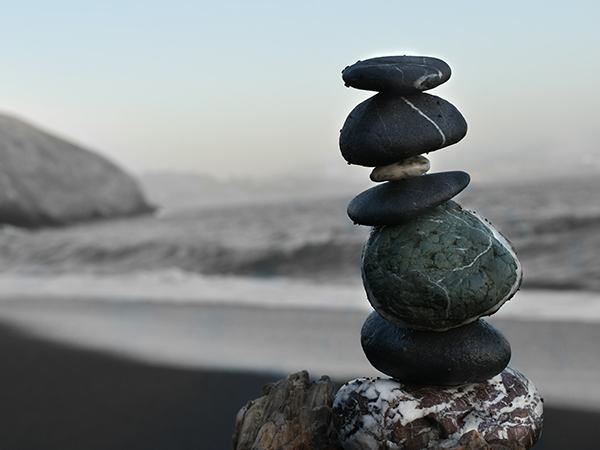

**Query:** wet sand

left=0, top=322, right=282, bottom=450
left=0, top=296, right=599, bottom=410
left=0, top=315, right=597, bottom=450
left=0, top=293, right=599, bottom=449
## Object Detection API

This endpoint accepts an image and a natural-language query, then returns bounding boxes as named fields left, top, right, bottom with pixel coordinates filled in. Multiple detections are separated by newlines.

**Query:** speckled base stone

left=332, top=367, right=543, bottom=450
left=362, top=201, right=523, bottom=331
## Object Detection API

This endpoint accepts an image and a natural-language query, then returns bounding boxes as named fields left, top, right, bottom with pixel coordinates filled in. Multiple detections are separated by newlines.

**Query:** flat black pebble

left=361, top=312, right=511, bottom=386
left=342, top=55, right=451, bottom=93
left=340, top=92, right=467, bottom=167
left=347, top=171, right=470, bottom=226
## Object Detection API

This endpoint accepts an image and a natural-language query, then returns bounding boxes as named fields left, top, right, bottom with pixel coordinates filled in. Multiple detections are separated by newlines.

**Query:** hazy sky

left=1, top=1, right=599, bottom=182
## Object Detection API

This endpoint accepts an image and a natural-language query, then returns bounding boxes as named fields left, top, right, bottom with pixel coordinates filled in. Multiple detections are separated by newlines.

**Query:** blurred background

left=0, top=1, right=598, bottom=449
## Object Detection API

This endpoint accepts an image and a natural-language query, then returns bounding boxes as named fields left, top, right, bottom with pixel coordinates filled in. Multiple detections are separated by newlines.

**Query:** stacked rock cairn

left=331, top=56, right=544, bottom=450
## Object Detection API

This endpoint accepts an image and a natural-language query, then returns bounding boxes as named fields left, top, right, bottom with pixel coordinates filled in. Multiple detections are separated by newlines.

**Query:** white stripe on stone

left=401, top=96, right=447, bottom=147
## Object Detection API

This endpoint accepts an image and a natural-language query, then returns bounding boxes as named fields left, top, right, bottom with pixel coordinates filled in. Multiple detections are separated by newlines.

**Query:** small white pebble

left=370, top=155, right=431, bottom=182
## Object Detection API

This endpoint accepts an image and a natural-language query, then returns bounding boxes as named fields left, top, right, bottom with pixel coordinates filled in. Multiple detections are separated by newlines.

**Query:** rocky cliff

left=0, top=114, right=153, bottom=227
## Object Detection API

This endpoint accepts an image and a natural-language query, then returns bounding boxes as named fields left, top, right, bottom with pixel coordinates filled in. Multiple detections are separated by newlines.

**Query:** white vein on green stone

left=470, top=209, right=524, bottom=316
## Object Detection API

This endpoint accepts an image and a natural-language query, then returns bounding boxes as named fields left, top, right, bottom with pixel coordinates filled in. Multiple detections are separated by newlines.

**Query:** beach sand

left=0, top=321, right=282, bottom=450
left=0, top=280, right=599, bottom=449
left=0, top=321, right=593, bottom=450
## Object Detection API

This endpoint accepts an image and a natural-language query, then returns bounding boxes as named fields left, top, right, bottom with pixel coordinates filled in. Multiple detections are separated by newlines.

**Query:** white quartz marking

left=418, top=269, right=453, bottom=313
left=449, top=236, right=493, bottom=272
left=375, top=107, right=393, bottom=146
left=443, top=206, right=523, bottom=317
left=470, top=209, right=524, bottom=314
left=392, top=66, right=405, bottom=82
left=413, top=68, right=443, bottom=90
left=433, top=278, right=453, bottom=317
left=401, top=96, right=447, bottom=146
left=334, top=367, right=543, bottom=450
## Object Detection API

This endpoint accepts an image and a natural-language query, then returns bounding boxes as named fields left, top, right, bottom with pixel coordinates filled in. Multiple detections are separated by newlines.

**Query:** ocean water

left=1, top=270, right=599, bottom=324
left=0, top=173, right=599, bottom=295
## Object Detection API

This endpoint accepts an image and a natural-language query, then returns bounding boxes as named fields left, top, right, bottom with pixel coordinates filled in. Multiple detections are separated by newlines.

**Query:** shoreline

left=1, top=271, right=600, bottom=323
left=0, top=293, right=599, bottom=412
left=0, top=318, right=597, bottom=450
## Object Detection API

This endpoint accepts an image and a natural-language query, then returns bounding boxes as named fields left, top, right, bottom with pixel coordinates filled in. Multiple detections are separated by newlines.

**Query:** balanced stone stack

left=332, top=56, right=543, bottom=450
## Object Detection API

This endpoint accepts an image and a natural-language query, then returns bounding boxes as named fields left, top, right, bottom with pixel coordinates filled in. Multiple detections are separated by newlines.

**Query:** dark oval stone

left=342, top=55, right=451, bottom=93
left=347, top=171, right=470, bottom=226
left=340, top=92, right=467, bottom=167
left=362, top=201, right=523, bottom=331
left=361, top=312, right=511, bottom=385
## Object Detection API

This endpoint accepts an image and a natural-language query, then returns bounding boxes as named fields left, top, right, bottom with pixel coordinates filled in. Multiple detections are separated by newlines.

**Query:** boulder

left=0, top=114, right=153, bottom=227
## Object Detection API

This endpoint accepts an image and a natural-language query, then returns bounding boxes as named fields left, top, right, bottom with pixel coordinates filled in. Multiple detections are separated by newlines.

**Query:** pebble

left=347, top=171, right=470, bottom=226
left=332, top=367, right=543, bottom=450
left=340, top=92, right=467, bottom=167
left=362, top=201, right=523, bottom=331
left=370, top=155, right=431, bottom=182
left=342, top=55, right=451, bottom=94
left=361, top=313, right=511, bottom=385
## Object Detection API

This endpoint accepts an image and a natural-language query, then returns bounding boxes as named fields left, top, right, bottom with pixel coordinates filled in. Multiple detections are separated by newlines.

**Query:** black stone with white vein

left=340, top=92, right=467, bottom=167
left=347, top=171, right=470, bottom=226
left=342, top=55, right=451, bottom=94
left=361, top=312, right=511, bottom=386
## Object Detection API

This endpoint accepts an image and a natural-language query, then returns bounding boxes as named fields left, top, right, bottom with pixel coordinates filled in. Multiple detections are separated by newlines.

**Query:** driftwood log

left=430, top=430, right=526, bottom=450
left=233, top=371, right=342, bottom=450
left=233, top=371, right=527, bottom=450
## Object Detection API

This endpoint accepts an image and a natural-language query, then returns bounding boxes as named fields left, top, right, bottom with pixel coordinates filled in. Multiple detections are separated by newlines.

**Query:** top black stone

left=342, top=55, right=451, bottom=94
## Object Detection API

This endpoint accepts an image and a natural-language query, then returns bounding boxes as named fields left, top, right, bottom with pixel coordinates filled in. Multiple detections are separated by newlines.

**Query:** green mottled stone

left=362, top=200, right=522, bottom=331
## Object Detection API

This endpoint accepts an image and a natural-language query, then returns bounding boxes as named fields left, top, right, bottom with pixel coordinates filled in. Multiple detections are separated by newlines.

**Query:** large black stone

left=347, top=171, right=470, bottom=226
left=361, top=312, right=511, bottom=386
left=342, top=55, right=451, bottom=94
left=340, top=92, right=467, bottom=167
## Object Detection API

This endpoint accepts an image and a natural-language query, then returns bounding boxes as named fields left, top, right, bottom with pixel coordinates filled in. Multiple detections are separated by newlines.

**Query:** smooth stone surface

left=347, top=171, right=470, bottom=226
left=362, top=201, right=523, bottom=331
left=361, top=314, right=511, bottom=385
left=340, top=92, right=467, bottom=167
left=370, top=155, right=431, bottom=182
left=332, top=367, right=543, bottom=450
left=342, top=56, right=451, bottom=93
